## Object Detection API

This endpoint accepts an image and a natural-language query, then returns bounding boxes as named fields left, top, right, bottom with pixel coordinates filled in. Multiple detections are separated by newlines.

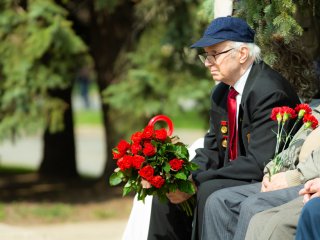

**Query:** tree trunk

left=40, top=87, right=78, bottom=178
left=88, top=2, right=136, bottom=179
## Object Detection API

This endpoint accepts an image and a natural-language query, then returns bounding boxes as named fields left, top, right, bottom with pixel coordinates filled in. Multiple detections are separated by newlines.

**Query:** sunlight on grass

left=74, top=110, right=103, bottom=126
left=31, top=204, right=73, bottom=221
left=4, top=203, right=74, bottom=223
left=0, top=165, right=36, bottom=174
left=170, top=111, right=207, bottom=129
left=0, top=204, right=5, bottom=221
left=74, top=109, right=206, bottom=129
left=93, top=209, right=116, bottom=219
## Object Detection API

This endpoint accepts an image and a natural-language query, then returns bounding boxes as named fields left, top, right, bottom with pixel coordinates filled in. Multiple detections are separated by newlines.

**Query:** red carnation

left=132, top=155, right=145, bottom=169
left=131, top=131, right=143, bottom=143
left=117, top=155, right=132, bottom=171
left=271, top=107, right=283, bottom=122
left=112, top=150, right=124, bottom=160
left=295, top=104, right=312, bottom=118
left=143, top=142, right=156, bottom=156
left=150, top=175, right=165, bottom=188
left=138, top=165, right=154, bottom=181
left=131, top=143, right=142, bottom=155
left=281, top=106, right=296, bottom=122
left=155, top=128, right=168, bottom=141
left=142, top=126, right=154, bottom=139
left=169, top=158, right=184, bottom=171
left=303, top=114, right=319, bottom=129
left=117, top=140, right=131, bottom=153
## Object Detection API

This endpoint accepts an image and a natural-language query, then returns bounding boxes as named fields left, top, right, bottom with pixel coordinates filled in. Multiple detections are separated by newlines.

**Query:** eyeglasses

left=198, top=48, right=234, bottom=64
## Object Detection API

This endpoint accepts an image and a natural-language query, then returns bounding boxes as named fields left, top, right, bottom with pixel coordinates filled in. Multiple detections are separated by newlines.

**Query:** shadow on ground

left=0, top=172, right=130, bottom=203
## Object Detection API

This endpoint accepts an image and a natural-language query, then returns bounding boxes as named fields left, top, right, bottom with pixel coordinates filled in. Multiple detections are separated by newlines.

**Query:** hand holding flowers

left=109, top=115, right=198, bottom=216
left=268, top=104, right=319, bottom=178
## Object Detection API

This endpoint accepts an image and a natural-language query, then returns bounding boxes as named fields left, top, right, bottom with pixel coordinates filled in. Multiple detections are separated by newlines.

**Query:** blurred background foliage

left=0, top=0, right=319, bottom=180
left=103, top=0, right=213, bottom=134
left=0, top=0, right=89, bottom=141
left=236, top=0, right=320, bottom=101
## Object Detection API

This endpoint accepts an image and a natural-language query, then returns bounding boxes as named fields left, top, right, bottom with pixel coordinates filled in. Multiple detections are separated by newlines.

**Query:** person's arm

left=193, top=90, right=299, bottom=185
left=298, top=147, right=320, bottom=183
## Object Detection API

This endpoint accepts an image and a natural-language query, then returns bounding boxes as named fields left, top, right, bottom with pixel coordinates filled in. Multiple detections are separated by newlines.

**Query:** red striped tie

left=227, top=87, right=238, bottom=160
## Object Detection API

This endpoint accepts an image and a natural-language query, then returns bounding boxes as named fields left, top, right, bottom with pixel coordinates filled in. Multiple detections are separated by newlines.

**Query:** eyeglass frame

left=198, top=48, right=234, bottom=64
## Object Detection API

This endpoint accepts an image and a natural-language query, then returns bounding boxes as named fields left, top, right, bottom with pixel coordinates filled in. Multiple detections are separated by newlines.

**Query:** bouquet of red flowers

left=268, top=104, right=319, bottom=177
left=109, top=115, right=198, bottom=216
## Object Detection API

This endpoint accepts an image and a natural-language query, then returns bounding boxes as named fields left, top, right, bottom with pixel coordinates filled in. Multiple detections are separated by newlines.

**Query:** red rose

left=143, top=142, right=156, bottom=156
left=112, top=150, right=124, bottom=160
left=155, top=128, right=168, bottom=141
left=117, top=155, right=132, bottom=171
left=142, top=126, right=154, bottom=139
left=150, top=175, right=165, bottom=188
left=169, top=158, right=184, bottom=171
left=131, top=131, right=143, bottom=143
left=131, top=143, right=142, bottom=155
left=270, top=107, right=283, bottom=122
left=117, top=140, right=131, bottom=153
left=138, top=165, right=154, bottom=181
left=303, top=114, right=319, bottom=129
left=295, top=104, right=312, bottom=118
left=132, top=155, right=145, bottom=169
left=281, top=106, right=296, bottom=121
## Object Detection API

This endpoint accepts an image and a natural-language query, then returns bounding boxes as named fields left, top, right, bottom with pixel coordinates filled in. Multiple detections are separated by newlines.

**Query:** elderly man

left=147, top=16, right=300, bottom=240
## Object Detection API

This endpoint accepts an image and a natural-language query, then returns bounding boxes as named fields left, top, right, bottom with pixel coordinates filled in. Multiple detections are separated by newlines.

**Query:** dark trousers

left=296, top=197, right=320, bottom=240
left=147, top=179, right=249, bottom=240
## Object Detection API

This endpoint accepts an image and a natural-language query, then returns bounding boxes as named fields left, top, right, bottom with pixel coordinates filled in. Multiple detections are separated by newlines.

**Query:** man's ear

left=239, top=46, right=249, bottom=63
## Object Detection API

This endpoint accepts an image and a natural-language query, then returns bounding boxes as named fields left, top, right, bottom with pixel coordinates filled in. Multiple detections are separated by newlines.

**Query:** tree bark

left=40, top=87, right=78, bottom=178
left=88, top=2, right=136, bottom=179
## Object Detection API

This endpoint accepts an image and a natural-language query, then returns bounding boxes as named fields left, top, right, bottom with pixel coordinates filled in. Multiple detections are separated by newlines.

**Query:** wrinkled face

left=204, top=41, right=242, bottom=85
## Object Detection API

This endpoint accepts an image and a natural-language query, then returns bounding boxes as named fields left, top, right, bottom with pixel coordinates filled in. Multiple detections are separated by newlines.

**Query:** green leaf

left=175, top=172, right=187, bottom=180
left=164, top=162, right=171, bottom=173
left=174, top=145, right=189, bottom=159
left=123, top=186, right=132, bottom=196
left=178, top=181, right=196, bottom=194
left=109, top=171, right=124, bottom=186
left=189, top=162, right=199, bottom=171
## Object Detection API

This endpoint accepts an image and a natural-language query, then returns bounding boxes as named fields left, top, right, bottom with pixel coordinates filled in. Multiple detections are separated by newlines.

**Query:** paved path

left=0, top=219, right=127, bottom=240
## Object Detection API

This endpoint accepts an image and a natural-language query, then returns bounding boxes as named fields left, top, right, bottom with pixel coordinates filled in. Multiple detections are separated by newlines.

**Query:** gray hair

left=231, top=41, right=262, bottom=63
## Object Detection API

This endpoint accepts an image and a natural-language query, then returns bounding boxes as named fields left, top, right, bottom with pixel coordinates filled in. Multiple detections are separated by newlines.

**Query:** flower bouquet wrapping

left=109, top=115, right=199, bottom=216
left=268, top=104, right=319, bottom=178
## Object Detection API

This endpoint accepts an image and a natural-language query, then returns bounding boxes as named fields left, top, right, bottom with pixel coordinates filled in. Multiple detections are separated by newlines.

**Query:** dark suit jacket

left=192, top=61, right=301, bottom=185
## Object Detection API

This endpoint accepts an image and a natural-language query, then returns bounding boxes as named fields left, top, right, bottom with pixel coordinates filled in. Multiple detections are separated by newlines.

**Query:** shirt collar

left=233, top=64, right=253, bottom=96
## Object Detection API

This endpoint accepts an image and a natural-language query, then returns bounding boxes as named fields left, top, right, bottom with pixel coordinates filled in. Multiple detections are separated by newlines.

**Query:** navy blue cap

left=191, top=16, right=255, bottom=48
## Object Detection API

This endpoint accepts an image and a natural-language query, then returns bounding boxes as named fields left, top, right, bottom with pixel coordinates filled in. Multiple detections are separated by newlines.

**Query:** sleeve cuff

left=285, top=170, right=302, bottom=187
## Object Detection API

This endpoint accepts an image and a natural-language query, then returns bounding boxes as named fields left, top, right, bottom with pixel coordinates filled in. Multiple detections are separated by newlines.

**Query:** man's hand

left=141, top=179, right=152, bottom=189
left=167, top=178, right=197, bottom=204
left=261, top=172, right=288, bottom=192
left=166, top=190, right=194, bottom=204
left=299, top=178, right=320, bottom=204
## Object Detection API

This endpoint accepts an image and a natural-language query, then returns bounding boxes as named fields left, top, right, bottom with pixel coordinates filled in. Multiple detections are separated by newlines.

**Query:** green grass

left=74, top=110, right=103, bottom=126
left=30, top=204, right=73, bottom=221
left=0, top=165, right=36, bottom=174
left=170, top=111, right=207, bottom=129
left=0, top=204, right=5, bottom=221
left=93, top=209, right=116, bottom=219
left=74, top=109, right=206, bottom=129
left=1, top=203, right=74, bottom=223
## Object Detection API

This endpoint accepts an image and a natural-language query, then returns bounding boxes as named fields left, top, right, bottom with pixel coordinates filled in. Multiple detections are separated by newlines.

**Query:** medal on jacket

left=222, top=136, right=228, bottom=148
left=220, top=121, right=228, bottom=134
